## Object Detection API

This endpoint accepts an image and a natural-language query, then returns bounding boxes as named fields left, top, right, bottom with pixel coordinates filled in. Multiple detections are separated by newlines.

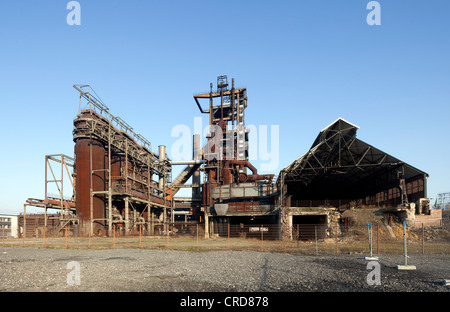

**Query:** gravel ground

left=0, top=248, right=449, bottom=292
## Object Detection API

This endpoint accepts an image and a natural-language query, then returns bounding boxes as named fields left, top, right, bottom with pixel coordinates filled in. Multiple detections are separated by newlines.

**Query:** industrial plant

left=21, top=76, right=438, bottom=240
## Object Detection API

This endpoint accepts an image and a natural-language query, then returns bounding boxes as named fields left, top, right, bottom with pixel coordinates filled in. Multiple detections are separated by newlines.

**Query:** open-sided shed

left=282, top=118, right=428, bottom=211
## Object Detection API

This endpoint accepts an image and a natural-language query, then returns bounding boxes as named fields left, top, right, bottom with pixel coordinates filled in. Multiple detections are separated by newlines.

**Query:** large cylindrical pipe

left=75, top=138, right=105, bottom=234
left=158, top=145, right=166, bottom=191
left=159, top=145, right=166, bottom=162
left=158, top=145, right=168, bottom=231
left=170, top=160, right=205, bottom=165
left=192, top=134, right=201, bottom=201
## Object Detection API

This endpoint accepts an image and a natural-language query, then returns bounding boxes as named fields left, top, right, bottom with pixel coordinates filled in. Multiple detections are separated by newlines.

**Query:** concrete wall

left=283, top=207, right=339, bottom=240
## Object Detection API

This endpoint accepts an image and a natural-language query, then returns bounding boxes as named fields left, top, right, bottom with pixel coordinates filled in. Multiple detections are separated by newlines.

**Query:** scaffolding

left=72, top=85, right=173, bottom=236
left=24, top=154, right=76, bottom=237
left=437, top=192, right=450, bottom=210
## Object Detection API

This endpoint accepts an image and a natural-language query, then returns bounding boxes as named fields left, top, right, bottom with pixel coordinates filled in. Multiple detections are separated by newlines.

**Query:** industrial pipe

left=222, top=160, right=274, bottom=184
left=170, top=160, right=205, bottom=165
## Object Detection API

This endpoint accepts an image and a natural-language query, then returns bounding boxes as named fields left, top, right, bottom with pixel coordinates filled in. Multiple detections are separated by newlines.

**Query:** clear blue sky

left=0, top=0, right=449, bottom=214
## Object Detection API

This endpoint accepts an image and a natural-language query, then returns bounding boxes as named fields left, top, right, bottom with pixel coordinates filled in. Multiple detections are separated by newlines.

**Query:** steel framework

left=437, top=192, right=450, bottom=210
left=282, top=118, right=428, bottom=209
left=24, top=154, right=76, bottom=236
left=73, top=85, right=172, bottom=236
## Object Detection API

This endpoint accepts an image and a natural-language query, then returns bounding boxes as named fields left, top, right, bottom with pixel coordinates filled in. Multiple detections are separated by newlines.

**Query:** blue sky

left=0, top=0, right=449, bottom=214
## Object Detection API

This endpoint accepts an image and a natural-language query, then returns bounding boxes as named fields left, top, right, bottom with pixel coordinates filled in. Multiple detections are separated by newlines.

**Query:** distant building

left=0, top=214, right=19, bottom=238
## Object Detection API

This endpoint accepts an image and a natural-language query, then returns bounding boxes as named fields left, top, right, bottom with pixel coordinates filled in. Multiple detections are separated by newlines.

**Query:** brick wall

left=413, top=209, right=442, bottom=228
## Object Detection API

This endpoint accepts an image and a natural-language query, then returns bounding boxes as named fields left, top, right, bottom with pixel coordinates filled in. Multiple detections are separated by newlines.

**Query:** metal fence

left=210, top=223, right=280, bottom=240
left=3, top=221, right=449, bottom=255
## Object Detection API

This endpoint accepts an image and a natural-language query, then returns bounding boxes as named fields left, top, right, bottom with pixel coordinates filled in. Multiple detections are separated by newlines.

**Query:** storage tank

left=74, top=138, right=106, bottom=232
left=74, top=112, right=106, bottom=234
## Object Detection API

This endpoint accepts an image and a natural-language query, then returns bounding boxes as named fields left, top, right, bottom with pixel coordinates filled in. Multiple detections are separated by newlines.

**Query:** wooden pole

left=261, top=224, right=264, bottom=252
left=227, top=223, right=230, bottom=250
left=88, top=227, right=91, bottom=249
left=315, top=226, right=318, bottom=255
left=422, top=223, right=425, bottom=255
left=65, top=226, right=68, bottom=249
left=335, top=223, right=338, bottom=255
left=113, top=225, right=116, bottom=249
left=43, top=226, right=46, bottom=248
left=167, top=223, right=169, bottom=249
left=139, top=224, right=142, bottom=249
left=23, top=205, right=26, bottom=248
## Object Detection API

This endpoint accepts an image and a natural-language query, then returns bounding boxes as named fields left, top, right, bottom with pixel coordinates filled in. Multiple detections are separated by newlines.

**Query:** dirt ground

left=1, top=248, right=449, bottom=293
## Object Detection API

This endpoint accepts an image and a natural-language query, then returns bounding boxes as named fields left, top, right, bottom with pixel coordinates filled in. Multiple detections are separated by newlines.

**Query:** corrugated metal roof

left=282, top=118, right=428, bottom=198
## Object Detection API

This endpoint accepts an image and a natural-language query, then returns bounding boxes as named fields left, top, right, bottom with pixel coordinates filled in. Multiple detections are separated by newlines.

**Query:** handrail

left=73, top=84, right=152, bottom=152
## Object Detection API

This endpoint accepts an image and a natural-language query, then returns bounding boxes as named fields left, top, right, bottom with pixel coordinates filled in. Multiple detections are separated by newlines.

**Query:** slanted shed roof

left=283, top=118, right=428, bottom=199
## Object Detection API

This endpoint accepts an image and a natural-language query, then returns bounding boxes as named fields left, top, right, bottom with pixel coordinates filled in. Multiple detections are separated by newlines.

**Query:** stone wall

left=413, top=209, right=443, bottom=228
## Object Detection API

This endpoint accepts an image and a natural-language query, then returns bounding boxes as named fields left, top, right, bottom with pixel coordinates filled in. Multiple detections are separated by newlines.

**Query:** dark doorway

left=293, top=214, right=327, bottom=240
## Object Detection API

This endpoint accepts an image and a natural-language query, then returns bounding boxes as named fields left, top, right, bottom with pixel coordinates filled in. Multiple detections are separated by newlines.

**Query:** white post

left=365, top=224, right=378, bottom=260
left=397, top=221, right=416, bottom=270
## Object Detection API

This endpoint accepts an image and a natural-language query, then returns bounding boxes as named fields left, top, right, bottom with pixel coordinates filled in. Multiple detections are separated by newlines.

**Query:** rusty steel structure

left=72, top=85, right=172, bottom=236
left=281, top=118, right=429, bottom=209
left=280, top=118, right=431, bottom=233
left=22, top=75, right=434, bottom=239
left=24, top=154, right=76, bottom=236
left=189, top=76, right=278, bottom=236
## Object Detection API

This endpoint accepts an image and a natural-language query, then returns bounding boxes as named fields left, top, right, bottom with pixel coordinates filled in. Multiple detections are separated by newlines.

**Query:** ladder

left=236, top=97, right=246, bottom=160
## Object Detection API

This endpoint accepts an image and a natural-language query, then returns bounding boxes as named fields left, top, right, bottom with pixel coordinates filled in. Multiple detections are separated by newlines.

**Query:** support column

left=192, top=134, right=201, bottom=201
left=124, top=197, right=130, bottom=235
left=159, top=145, right=167, bottom=233
left=23, top=204, right=26, bottom=240
left=44, top=206, right=48, bottom=228
left=287, top=214, right=293, bottom=240
left=423, top=174, right=428, bottom=198
left=107, top=113, right=112, bottom=237
left=192, top=134, right=201, bottom=220
left=204, top=213, right=209, bottom=239
left=159, top=145, right=166, bottom=191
